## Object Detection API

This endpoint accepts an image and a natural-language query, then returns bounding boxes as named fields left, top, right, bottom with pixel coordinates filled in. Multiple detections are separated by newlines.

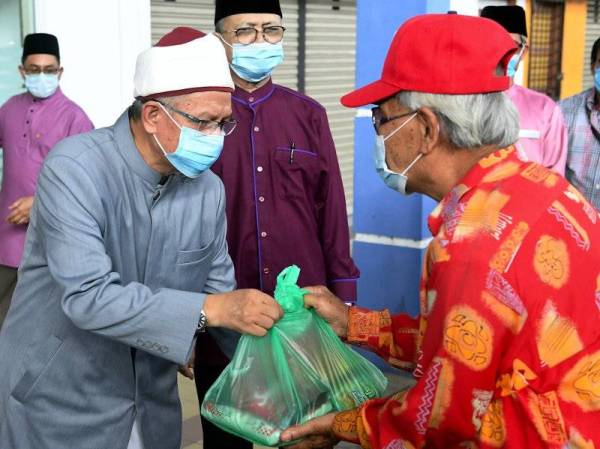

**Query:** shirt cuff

left=332, top=407, right=373, bottom=449
left=346, top=306, right=383, bottom=345
left=331, top=408, right=361, bottom=444
left=328, top=278, right=358, bottom=303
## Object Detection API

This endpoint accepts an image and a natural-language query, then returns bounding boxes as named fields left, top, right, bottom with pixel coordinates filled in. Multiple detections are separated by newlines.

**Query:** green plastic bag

left=201, top=266, right=388, bottom=447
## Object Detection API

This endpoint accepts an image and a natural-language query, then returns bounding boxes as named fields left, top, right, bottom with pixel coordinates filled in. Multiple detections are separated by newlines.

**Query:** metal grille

left=527, top=1, right=565, bottom=99
left=304, top=0, right=356, bottom=216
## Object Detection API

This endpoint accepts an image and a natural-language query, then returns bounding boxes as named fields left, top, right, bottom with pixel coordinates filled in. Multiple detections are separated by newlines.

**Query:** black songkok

left=214, top=0, right=282, bottom=25
left=22, top=33, right=60, bottom=62
left=480, top=5, right=528, bottom=37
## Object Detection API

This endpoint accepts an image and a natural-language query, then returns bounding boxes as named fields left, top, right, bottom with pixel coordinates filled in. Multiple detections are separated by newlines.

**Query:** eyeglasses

left=371, top=107, right=416, bottom=133
left=23, top=66, right=60, bottom=75
left=156, top=101, right=237, bottom=136
left=221, top=26, right=286, bottom=45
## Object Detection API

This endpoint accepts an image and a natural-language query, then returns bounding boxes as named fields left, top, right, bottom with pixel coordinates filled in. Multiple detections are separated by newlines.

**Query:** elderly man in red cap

left=279, top=13, right=600, bottom=449
left=0, top=28, right=282, bottom=449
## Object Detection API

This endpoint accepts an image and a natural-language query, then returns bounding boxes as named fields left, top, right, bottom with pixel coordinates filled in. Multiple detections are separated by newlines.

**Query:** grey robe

left=0, top=112, right=237, bottom=449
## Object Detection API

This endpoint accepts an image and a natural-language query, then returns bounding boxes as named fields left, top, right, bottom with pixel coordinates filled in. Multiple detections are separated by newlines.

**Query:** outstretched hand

left=280, top=412, right=339, bottom=449
left=303, top=286, right=349, bottom=337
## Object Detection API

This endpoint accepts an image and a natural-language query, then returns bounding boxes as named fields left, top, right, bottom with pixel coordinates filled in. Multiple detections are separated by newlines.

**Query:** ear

left=416, top=106, right=440, bottom=155
left=57, top=67, right=64, bottom=80
left=141, top=101, right=162, bottom=134
left=18, top=65, right=25, bottom=80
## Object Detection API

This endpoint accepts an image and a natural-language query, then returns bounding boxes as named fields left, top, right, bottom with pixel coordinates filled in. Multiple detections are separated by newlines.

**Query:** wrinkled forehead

left=172, top=90, right=233, bottom=118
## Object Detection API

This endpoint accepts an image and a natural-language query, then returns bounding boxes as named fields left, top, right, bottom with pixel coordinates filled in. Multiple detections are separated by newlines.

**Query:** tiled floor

left=179, top=370, right=415, bottom=449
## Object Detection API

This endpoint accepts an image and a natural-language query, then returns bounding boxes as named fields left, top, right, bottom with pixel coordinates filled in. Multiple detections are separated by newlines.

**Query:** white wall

left=33, top=0, right=151, bottom=128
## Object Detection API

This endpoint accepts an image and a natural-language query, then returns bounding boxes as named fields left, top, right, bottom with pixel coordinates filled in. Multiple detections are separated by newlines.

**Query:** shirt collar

left=232, top=78, right=275, bottom=106
left=114, top=111, right=163, bottom=185
left=428, top=146, right=518, bottom=236
left=27, top=86, right=65, bottom=105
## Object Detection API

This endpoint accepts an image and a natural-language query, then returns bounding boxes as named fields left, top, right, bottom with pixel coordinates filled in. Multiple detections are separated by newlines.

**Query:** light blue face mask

left=225, top=40, right=285, bottom=83
left=24, top=73, right=59, bottom=98
left=594, top=68, right=600, bottom=92
left=506, top=42, right=526, bottom=79
left=374, top=112, right=422, bottom=195
left=154, top=104, right=224, bottom=178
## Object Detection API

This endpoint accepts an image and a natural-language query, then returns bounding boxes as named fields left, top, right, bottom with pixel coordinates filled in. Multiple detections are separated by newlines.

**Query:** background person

left=481, top=5, right=568, bottom=175
left=0, top=32, right=93, bottom=329
left=193, top=2, right=360, bottom=447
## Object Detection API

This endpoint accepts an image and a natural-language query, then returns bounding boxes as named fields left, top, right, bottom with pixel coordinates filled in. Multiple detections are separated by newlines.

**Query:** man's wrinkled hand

left=280, top=413, right=339, bottom=449
left=7, top=196, right=34, bottom=225
left=203, top=289, right=283, bottom=337
left=303, top=286, right=349, bottom=337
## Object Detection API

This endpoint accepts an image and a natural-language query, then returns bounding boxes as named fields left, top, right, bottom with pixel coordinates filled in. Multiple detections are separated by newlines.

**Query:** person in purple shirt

left=0, top=33, right=93, bottom=328
left=191, top=0, right=359, bottom=447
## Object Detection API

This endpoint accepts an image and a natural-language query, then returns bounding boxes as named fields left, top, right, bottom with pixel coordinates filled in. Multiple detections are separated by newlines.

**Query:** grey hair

left=396, top=91, right=519, bottom=150
left=215, top=18, right=226, bottom=33
left=128, top=94, right=187, bottom=121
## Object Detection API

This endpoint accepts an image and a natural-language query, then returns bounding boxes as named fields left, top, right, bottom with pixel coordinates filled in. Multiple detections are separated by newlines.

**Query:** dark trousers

left=0, top=265, right=17, bottom=331
left=194, top=331, right=253, bottom=449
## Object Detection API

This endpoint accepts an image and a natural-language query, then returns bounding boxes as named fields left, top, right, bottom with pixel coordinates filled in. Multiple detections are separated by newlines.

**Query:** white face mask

left=373, top=112, right=422, bottom=195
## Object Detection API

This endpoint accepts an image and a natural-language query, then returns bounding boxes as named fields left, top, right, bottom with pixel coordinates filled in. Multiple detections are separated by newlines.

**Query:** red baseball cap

left=341, top=13, right=518, bottom=107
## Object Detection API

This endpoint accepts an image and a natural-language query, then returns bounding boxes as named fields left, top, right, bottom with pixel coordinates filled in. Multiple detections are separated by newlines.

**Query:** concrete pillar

left=353, top=1, right=450, bottom=325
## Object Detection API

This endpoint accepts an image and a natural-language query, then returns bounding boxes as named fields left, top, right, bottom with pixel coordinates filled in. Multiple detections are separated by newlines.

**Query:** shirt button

left=258, top=196, right=265, bottom=202
left=261, top=231, right=267, bottom=238
left=22, top=134, right=26, bottom=138
left=249, top=96, right=255, bottom=102
left=254, top=126, right=260, bottom=132
left=257, top=166, right=263, bottom=173
left=26, top=121, right=29, bottom=124
left=263, top=267, right=270, bottom=274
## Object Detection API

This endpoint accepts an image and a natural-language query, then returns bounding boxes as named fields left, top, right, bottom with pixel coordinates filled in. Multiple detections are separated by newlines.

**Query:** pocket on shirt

left=177, top=245, right=212, bottom=265
left=273, top=146, right=320, bottom=199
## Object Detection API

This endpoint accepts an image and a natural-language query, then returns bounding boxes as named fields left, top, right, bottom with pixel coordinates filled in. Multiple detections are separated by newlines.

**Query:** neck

left=129, top=118, right=175, bottom=176
left=420, top=145, right=496, bottom=202
left=232, top=71, right=270, bottom=93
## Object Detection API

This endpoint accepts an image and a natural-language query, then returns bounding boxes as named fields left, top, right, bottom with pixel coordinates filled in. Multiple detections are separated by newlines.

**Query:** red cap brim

left=341, top=79, right=402, bottom=108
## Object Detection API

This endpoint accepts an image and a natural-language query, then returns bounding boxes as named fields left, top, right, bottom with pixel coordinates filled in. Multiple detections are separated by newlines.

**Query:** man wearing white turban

left=0, top=27, right=282, bottom=449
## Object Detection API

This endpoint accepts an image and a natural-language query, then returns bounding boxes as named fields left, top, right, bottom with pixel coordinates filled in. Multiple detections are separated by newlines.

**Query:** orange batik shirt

left=332, top=148, right=600, bottom=449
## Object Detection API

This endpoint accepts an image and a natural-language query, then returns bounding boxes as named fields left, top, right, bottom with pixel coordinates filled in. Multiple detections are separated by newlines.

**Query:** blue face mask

left=24, top=73, right=59, bottom=98
left=229, top=41, right=284, bottom=83
left=154, top=104, right=224, bottom=178
left=595, top=68, right=600, bottom=92
left=374, top=112, right=422, bottom=195
left=506, top=42, right=526, bottom=79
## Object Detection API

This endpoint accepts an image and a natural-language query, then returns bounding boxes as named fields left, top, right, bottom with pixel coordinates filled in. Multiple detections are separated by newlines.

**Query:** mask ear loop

left=383, top=112, right=418, bottom=142
left=157, top=102, right=182, bottom=130
left=216, top=32, right=234, bottom=49
left=400, top=153, right=423, bottom=176
left=153, top=102, right=182, bottom=158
